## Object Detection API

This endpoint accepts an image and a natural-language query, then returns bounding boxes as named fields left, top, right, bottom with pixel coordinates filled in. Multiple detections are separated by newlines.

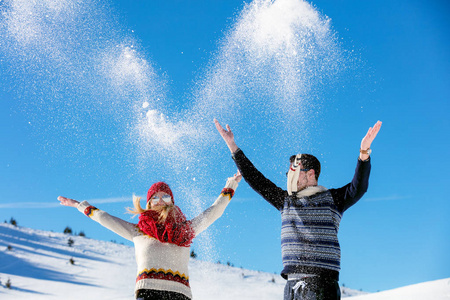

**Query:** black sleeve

left=232, top=149, right=286, bottom=210
left=331, top=157, right=372, bottom=213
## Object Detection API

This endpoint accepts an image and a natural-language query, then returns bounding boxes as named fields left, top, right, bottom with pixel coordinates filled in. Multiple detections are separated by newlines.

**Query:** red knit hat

left=146, top=182, right=174, bottom=204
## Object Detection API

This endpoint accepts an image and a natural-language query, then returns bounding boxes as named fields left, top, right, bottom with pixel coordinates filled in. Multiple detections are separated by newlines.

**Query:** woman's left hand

left=232, top=170, right=242, bottom=183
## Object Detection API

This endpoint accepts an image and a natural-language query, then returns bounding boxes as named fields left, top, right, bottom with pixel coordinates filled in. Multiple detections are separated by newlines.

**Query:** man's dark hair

left=290, top=154, right=321, bottom=181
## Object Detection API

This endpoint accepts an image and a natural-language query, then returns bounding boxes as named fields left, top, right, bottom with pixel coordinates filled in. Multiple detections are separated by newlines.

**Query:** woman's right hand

left=58, top=196, right=80, bottom=208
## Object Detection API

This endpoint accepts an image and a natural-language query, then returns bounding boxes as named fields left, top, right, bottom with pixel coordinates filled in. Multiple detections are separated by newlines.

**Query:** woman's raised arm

left=57, top=195, right=138, bottom=241
left=190, top=171, right=241, bottom=236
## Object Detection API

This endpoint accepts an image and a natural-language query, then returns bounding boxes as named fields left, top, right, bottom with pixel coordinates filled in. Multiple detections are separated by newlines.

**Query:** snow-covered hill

left=0, top=223, right=448, bottom=299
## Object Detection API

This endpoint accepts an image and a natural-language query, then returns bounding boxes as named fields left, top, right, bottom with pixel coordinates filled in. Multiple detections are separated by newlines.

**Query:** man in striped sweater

left=215, top=119, right=382, bottom=300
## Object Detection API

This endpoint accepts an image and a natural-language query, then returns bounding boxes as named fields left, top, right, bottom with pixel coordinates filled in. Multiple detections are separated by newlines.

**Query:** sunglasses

left=150, top=194, right=173, bottom=205
left=286, top=169, right=310, bottom=177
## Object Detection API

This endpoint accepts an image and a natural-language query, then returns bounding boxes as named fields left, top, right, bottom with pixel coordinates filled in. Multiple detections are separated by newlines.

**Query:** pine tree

left=68, top=238, right=74, bottom=247
left=5, top=278, right=11, bottom=289
left=9, top=218, right=17, bottom=226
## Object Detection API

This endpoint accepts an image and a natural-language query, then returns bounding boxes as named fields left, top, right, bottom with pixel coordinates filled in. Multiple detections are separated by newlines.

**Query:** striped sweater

left=232, top=149, right=370, bottom=280
left=77, top=178, right=239, bottom=299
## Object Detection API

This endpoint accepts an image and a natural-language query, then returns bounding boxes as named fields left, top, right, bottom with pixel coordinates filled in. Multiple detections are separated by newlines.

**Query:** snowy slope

left=1, top=224, right=447, bottom=299
left=348, top=279, right=450, bottom=300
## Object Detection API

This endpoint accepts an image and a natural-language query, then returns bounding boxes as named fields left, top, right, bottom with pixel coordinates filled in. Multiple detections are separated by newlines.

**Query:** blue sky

left=1, top=0, right=449, bottom=293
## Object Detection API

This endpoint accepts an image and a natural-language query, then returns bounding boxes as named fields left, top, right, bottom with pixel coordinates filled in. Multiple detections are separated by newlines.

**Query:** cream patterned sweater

left=77, top=178, right=239, bottom=299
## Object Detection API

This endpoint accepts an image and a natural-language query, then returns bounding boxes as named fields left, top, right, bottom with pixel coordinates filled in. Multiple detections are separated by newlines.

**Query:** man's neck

left=296, top=185, right=327, bottom=197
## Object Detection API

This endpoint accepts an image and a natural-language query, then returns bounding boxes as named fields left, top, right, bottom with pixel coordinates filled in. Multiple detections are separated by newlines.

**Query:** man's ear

left=308, top=169, right=315, bottom=180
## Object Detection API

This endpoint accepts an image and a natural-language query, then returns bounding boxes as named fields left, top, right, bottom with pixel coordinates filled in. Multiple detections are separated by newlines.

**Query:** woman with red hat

left=57, top=171, right=241, bottom=300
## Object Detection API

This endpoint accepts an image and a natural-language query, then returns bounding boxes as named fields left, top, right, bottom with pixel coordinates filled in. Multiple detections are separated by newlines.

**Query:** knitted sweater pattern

left=281, top=188, right=342, bottom=276
left=77, top=178, right=239, bottom=299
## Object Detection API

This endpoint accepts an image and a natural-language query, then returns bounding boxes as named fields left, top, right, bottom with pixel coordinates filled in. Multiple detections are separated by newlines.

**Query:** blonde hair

left=127, top=194, right=175, bottom=223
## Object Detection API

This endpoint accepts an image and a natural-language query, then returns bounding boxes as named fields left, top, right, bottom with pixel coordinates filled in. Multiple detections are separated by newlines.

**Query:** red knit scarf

left=138, top=206, right=195, bottom=247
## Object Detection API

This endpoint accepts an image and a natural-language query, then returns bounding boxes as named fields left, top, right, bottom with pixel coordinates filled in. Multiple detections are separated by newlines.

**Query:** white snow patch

left=348, top=279, right=450, bottom=300
left=0, top=223, right=383, bottom=299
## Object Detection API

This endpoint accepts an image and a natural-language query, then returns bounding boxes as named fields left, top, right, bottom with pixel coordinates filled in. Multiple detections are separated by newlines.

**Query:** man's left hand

left=360, top=121, right=382, bottom=160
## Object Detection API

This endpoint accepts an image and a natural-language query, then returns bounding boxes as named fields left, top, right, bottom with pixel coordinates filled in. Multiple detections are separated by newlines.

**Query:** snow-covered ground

left=0, top=223, right=448, bottom=299
left=348, top=279, right=450, bottom=300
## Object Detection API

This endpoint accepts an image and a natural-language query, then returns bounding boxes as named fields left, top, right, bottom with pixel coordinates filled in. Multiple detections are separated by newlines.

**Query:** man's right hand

left=214, top=119, right=239, bottom=153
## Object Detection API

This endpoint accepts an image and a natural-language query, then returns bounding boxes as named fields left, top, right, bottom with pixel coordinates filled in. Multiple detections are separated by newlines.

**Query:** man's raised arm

left=214, top=118, right=286, bottom=210
left=334, top=120, right=383, bottom=212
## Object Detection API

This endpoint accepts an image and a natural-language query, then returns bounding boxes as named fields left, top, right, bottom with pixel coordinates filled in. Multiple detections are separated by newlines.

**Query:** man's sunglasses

left=286, top=169, right=310, bottom=176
